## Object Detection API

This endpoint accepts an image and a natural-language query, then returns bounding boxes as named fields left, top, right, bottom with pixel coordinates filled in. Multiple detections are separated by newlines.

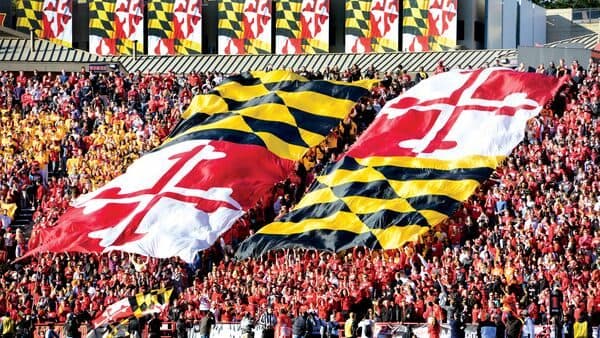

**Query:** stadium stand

left=0, top=52, right=598, bottom=338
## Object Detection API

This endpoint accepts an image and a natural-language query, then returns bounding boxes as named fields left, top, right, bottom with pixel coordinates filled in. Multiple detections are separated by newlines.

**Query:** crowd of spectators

left=0, top=58, right=597, bottom=338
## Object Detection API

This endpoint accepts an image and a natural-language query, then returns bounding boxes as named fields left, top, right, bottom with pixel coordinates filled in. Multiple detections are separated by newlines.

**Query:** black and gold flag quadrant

left=128, top=288, right=173, bottom=318
left=236, top=155, right=493, bottom=258
left=163, top=70, right=375, bottom=160
left=148, top=0, right=174, bottom=41
left=275, top=0, right=330, bottom=54
left=345, top=0, right=399, bottom=53
left=148, top=0, right=203, bottom=55
left=89, top=0, right=116, bottom=54
left=16, top=0, right=43, bottom=36
left=218, top=0, right=245, bottom=54
left=402, top=0, right=457, bottom=51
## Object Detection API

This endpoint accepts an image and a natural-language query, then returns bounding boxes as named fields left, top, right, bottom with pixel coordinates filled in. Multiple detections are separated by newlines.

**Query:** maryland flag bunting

left=345, top=0, right=400, bottom=53
left=218, top=0, right=273, bottom=54
left=92, top=289, right=172, bottom=328
left=236, top=69, right=565, bottom=258
left=402, top=0, right=457, bottom=51
left=24, top=70, right=373, bottom=262
left=148, top=0, right=203, bottom=55
left=275, top=0, right=330, bottom=54
left=16, top=0, right=73, bottom=47
left=89, top=0, right=144, bottom=55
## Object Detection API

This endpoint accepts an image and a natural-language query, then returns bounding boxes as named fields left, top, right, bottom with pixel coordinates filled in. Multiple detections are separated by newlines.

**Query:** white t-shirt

left=357, top=319, right=374, bottom=338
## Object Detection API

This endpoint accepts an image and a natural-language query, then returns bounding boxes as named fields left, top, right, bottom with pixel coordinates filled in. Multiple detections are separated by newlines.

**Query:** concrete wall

left=519, top=0, right=546, bottom=47
left=518, top=46, right=591, bottom=69
left=485, top=0, right=503, bottom=49
left=533, top=3, right=546, bottom=45
left=485, top=0, right=546, bottom=49
left=458, top=0, right=475, bottom=49
left=503, top=0, right=518, bottom=48
left=546, top=8, right=599, bottom=43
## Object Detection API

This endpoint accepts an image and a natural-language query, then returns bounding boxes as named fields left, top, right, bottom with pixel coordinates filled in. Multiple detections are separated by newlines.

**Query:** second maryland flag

left=237, top=68, right=565, bottom=258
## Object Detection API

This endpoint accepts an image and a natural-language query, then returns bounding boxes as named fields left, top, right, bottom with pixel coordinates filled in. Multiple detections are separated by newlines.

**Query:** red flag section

left=348, top=69, right=565, bottom=160
left=26, top=140, right=293, bottom=262
left=93, top=298, right=133, bottom=328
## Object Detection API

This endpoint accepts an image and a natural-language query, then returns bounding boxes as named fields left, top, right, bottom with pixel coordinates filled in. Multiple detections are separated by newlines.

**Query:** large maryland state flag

left=236, top=68, right=565, bottom=258
left=25, top=70, right=373, bottom=262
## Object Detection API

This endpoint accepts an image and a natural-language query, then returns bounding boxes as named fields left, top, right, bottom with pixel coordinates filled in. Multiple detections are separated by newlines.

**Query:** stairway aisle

left=11, top=207, right=33, bottom=230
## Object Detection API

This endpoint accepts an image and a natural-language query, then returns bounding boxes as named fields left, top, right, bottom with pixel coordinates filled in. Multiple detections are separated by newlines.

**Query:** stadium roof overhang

left=0, top=37, right=126, bottom=73
left=544, top=33, right=599, bottom=50
left=0, top=61, right=93, bottom=73
left=115, top=49, right=518, bottom=75
left=2, top=33, right=599, bottom=75
left=0, top=30, right=517, bottom=73
left=0, top=26, right=29, bottom=39
left=0, top=35, right=520, bottom=74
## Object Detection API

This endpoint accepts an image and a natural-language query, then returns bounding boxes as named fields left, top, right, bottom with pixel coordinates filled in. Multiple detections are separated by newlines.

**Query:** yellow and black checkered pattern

left=160, top=71, right=375, bottom=261
left=276, top=0, right=302, bottom=40
left=148, top=0, right=174, bottom=39
left=148, top=0, right=202, bottom=54
left=128, top=288, right=172, bottom=318
left=218, top=0, right=245, bottom=40
left=246, top=38, right=271, bottom=54
left=176, top=38, right=202, bottom=54
left=402, top=0, right=429, bottom=37
left=89, top=0, right=116, bottom=39
left=302, top=38, right=328, bottom=53
left=429, top=35, right=456, bottom=51
left=117, top=38, right=142, bottom=55
left=236, top=155, right=495, bottom=258
left=104, top=318, right=130, bottom=338
left=372, top=37, right=398, bottom=53
left=276, top=0, right=328, bottom=54
left=16, top=0, right=43, bottom=36
left=345, top=0, right=371, bottom=39
left=163, top=70, right=375, bottom=161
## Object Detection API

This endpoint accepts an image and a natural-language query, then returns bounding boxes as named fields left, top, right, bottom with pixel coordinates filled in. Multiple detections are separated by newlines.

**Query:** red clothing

left=423, top=305, right=443, bottom=338
left=276, top=313, right=292, bottom=338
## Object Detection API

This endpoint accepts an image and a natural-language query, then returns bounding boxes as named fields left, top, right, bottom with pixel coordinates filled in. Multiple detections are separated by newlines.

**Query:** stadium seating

left=0, top=61, right=598, bottom=338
